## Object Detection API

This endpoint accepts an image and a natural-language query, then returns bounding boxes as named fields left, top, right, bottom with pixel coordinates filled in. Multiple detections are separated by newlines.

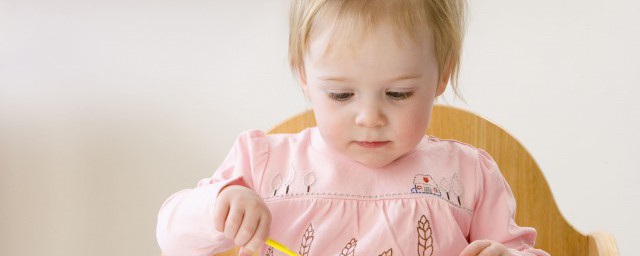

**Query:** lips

left=356, top=141, right=390, bottom=148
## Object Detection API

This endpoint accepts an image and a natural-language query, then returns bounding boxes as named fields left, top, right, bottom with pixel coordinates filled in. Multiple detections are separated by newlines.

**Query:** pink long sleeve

left=156, top=130, right=268, bottom=256
left=469, top=150, right=549, bottom=256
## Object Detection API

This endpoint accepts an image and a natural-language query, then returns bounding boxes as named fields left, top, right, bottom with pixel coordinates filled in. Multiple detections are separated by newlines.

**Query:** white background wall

left=1, top=0, right=638, bottom=255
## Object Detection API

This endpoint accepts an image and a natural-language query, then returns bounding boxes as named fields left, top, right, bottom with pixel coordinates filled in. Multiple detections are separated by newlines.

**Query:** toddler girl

left=157, top=1, right=549, bottom=255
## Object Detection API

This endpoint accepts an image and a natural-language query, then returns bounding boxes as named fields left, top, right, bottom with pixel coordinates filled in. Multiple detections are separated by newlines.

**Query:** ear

left=435, top=75, right=449, bottom=96
left=435, top=62, right=452, bottom=97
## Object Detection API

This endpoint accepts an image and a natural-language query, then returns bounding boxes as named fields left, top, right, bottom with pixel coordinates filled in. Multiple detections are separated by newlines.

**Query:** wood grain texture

left=588, top=231, right=620, bottom=256
left=163, top=105, right=618, bottom=256
left=426, top=105, right=590, bottom=255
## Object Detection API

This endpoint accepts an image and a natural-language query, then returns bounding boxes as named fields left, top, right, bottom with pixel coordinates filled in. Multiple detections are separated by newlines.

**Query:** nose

left=355, top=101, right=387, bottom=128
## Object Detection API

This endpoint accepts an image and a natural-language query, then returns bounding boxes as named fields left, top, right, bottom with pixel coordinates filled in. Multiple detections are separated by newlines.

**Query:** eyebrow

left=318, top=74, right=423, bottom=83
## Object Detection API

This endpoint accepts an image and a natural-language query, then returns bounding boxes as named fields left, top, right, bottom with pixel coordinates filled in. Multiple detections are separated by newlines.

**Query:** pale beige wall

left=1, top=0, right=638, bottom=255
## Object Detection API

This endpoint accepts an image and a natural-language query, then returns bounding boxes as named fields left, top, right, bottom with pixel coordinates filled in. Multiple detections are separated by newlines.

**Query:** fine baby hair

left=288, top=0, right=465, bottom=97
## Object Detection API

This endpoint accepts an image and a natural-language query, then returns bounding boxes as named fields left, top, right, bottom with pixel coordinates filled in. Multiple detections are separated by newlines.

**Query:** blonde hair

left=289, top=0, right=466, bottom=97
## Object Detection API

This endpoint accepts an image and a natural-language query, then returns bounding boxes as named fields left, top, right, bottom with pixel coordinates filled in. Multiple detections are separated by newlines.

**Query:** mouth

left=355, top=141, right=390, bottom=148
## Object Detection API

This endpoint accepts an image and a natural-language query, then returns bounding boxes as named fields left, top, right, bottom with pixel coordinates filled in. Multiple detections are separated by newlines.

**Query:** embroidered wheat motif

left=378, top=248, right=392, bottom=256
left=339, top=238, right=357, bottom=256
left=298, top=223, right=315, bottom=256
left=417, top=215, right=434, bottom=256
left=264, top=246, right=274, bottom=256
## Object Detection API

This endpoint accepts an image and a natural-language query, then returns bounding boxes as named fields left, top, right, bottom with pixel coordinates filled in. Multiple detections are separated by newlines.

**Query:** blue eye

left=386, top=91, right=414, bottom=100
left=328, top=92, right=354, bottom=101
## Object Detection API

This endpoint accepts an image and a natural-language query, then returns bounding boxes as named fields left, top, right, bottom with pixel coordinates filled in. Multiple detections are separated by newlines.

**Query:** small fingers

left=223, top=205, right=244, bottom=240
left=242, top=212, right=271, bottom=254
left=234, top=207, right=261, bottom=246
left=459, top=240, right=492, bottom=256
left=214, top=186, right=271, bottom=256
left=477, top=243, right=509, bottom=256
left=213, top=196, right=230, bottom=232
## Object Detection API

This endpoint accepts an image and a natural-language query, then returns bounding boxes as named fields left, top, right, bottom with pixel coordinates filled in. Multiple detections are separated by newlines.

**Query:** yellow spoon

left=266, top=238, right=300, bottom=256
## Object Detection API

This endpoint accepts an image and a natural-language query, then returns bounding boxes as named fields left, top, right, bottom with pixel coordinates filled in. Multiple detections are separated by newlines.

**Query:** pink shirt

left=157, top=128, right=549, bottom=256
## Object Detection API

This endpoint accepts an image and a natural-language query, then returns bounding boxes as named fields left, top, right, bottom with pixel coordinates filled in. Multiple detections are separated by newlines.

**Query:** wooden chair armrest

left=588, top=231, right=619, bottom=256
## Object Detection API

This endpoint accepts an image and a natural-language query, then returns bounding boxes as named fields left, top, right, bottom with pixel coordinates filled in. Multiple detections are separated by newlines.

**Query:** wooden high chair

left=167, top=105, right=619, bottom=256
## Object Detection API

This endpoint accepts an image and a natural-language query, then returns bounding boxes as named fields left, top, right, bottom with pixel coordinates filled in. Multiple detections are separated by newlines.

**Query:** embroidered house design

left=411, top=174, right=442, bottom=197
left=439, top=173, right=464, bottom=206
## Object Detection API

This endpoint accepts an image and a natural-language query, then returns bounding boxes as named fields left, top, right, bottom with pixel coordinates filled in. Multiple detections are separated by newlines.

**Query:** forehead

left=303, top=0, right=433, bottom=60
left=305, top=23, right=436, bottom=77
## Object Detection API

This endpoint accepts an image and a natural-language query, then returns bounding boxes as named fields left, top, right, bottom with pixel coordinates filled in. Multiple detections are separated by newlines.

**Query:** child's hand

left=214, top=185, right=272, bottom=256
left=459, top=240, right=509, bottom=256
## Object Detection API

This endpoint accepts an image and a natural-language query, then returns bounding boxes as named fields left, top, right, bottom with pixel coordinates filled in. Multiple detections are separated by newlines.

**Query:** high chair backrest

left=264, top=105, right=619, bottom=256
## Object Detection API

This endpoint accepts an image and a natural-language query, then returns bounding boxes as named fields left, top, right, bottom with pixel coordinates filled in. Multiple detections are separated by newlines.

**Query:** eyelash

left=328, top=92, right=354, bottom=101
left=327, top=92, right=414, bottom=101
left=386, top=91, right=414, bottom=100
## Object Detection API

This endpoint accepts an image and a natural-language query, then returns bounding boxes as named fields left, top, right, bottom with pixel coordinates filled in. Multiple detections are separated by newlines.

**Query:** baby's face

left=301, top=23, right=442, bottom=168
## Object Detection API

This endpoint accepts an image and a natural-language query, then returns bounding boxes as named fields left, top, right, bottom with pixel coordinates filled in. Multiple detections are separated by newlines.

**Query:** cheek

left=310, top=100, right=345, bottom=136
left=315, top=112, right=347, bottom=148
left=315, top=106, right=344, bottom=132
left=403, top=113, right=430, bottom=138
left=310, top=94, right=349, bottom=125
left=398, top=98, right=434, bottom=135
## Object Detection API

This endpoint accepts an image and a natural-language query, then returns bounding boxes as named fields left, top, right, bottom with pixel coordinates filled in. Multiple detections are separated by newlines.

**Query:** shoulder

left=235, top=129, right=267, bottom=142
left=420, top=136, right=505, bottom=207
left=421, top=136, right=487, bottom=164
left=235, top=128, right=313, bottom=151
left=264, top=128, right=312, bottom=146
left=426, top=136, right=500, bottom=174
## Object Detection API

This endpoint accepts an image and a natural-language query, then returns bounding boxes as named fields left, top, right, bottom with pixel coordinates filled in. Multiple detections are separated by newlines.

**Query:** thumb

left=459, top=240, right=492, bottom=256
